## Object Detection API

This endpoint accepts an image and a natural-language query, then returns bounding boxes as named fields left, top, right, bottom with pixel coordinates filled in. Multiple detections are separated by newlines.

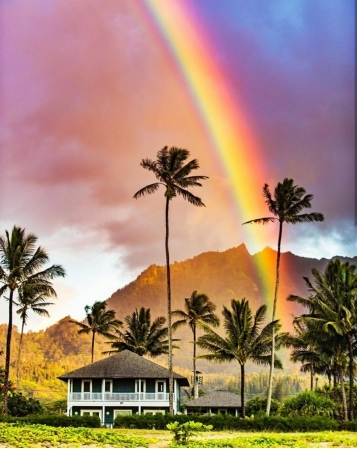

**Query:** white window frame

left=104, top=379, right=113, bottom=393
left=114, top=410, right=132, bottom=418
left=80, top=409, right=102, bottom=421
left=81, top=380, right=93, bottom=393
left=135, top=379, right=146, bottom=393
left=143, top=409, right=165, bottom=415
left=155, top=380, right=166, bottom=393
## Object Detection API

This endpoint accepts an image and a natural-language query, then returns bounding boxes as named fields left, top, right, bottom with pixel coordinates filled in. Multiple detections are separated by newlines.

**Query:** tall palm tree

left=0, top=225, right=65, bottom=415
left=172, top=291, right=219, bottom=399
left=15, top=281, right=56, bottom=389
left=134, top=146, right=208, bottom=413
left=243, top=178, right=324, bottom=415
left=197, top=298, right=286, bottom=417
left=288, top=259, right=357, bottom=420
left=70, top=301, right=122, bottom=363
left=106, top=307, right=178, bottom=357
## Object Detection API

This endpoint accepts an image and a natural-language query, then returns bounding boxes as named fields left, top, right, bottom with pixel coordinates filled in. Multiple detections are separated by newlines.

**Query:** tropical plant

left=280, top=390, right=334, bottom=418
left=196, top=298, right=287, bottom=417
left=288, top=259, right=357, bottom=420
left=106, top=307, right=177, bottom=358
left=245, top=396, right=281, bottom=417
left=167, top=420, right=213, bottom=445
left=70, top=301, right=122, bottom=363
left=243, top=178, right=324, bottom=415
left=0, top=225, right=65, bottom=415
left=134, top=146, right=208, bottom=413
left=172, top=291, right=219, bottom=399
left=15, top=281, right=56, bottom=390
left=7, top=392, right=44, bottom=417
left=284, top=320, right=330, bottom=391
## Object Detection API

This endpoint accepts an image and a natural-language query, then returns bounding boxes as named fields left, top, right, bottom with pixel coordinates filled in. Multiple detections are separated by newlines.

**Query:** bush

left=245, top=396, right=281, bottom=417
left=114, top=412, right=338, bottom=432
left=0, top=414, right=101, bottom=428
left=339, top=420, right=357, bottom=431
left=7, top=393, right=43, bottom=417
left=280, top=390, right=334, bottom=418
left=167, top=420, right=212, bottom=445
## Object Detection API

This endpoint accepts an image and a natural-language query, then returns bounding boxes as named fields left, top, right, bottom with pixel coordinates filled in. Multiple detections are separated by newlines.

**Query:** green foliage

left=280, top=390, right=334, bottom=418
left=167, top=420, right=213, bottom=445
left=0, top=422, right=150, bottom=448
left=245, top=396, right=280, bottom=417
left=7, top=392, right=43, bottom=417
left=114, top=412, right=338, bottom=432
left=0, top=413, right=101, bottom=428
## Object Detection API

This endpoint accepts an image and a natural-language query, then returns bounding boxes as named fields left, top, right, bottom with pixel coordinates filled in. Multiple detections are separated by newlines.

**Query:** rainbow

left=133, top=0, right=289, bottom=325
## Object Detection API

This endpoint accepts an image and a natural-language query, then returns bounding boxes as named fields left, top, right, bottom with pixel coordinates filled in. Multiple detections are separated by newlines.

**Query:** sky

left=0, top=0, right=355, bottom=332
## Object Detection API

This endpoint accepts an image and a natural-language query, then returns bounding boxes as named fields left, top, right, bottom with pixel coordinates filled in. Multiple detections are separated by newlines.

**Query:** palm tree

left=172, top=291, right=219, bottom=399
left=15, top=281, right=56, bottom=389
left=0, top=225, right=65, bottom=415
left=134, top=146, right=208, bottom=413
left=196, top=298, right=286, bottom=417
left=70, top=301, right=122, bottom=363
left=285, top=320, right=330, bottom=391
left=106, top=307, right=179, bottom=357
left=243, top=178, right=324, bottom=415
left=288, top=259, right=357, bottom=420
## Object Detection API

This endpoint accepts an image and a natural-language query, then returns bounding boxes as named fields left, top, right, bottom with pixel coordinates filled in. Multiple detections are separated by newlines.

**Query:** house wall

left=113, top=379, right=134, bottom=392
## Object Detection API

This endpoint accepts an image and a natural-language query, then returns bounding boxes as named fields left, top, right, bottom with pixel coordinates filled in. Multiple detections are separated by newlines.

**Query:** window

left=82, top=380, right=91, bottom=392
left=81, top=410, right=102, bottom=420
left=104, top=380, right=112, bottom=393
left=218, top=409, right=227, bottom=415
left=135, top=379, right=146, bottom=393
left=156, top=380, right=166, bottom=393
left=143, top=410, right=165, bottom=415
left=114, top=410, right=132, bottom=418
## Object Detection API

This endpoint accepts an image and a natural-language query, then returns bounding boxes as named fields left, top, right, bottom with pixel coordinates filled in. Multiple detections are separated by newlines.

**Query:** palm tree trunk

left=310, top=362, right=314, bottom=391
left=266, top=220, right=283, bottom=416
left=347, top=334, right=354, bottom=420
left=3, top=290, right=14, bottom=415
left=193, top=325, right=198, bottom=399
left=16, top=318, right=26, bottom=391
left=241, top=364, right=245, bottom=418
left=339, top=368, right=348, bottom=421
left=165, top=196, right=173, bottom=414
left=91, top=331, right=95, bottom=363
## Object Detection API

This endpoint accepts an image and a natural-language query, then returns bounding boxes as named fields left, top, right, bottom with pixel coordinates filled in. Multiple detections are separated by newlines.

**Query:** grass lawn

left=1, top=424, right=356, bottom=447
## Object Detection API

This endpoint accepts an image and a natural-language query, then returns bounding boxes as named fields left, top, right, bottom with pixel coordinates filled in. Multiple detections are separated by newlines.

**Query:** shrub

left=280, top=390, right=334, bottom=418
left=114, top=412, right=337, bottom=432
left=7, top=393, right=43, bottom=417
left=245, top=396, right=281, bottom=417
left=167, top=420, right=212, bottom=445
left=0, top=414, right=101, bottom=428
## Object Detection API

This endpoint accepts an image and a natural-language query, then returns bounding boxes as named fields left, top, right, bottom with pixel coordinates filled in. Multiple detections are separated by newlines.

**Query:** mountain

left=106, top=244, right=357, bottom=370
left=1, top=245, right=356, bottom=397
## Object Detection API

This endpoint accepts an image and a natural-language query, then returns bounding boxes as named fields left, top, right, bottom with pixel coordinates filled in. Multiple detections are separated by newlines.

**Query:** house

left=58, top=350, right=189, bottom=425
left=184, top=390, right=242, bottom=417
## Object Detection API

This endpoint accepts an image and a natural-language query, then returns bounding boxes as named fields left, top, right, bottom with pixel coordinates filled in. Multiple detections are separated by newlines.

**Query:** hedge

left=0, top=414, right=101, bottom=428
left=114, top=413, right=338, bottom=432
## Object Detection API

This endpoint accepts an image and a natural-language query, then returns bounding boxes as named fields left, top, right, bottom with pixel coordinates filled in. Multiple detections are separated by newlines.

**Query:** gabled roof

left=185, top=390, right=241, bottom=407
left=58, top=350, right=189, bottom=386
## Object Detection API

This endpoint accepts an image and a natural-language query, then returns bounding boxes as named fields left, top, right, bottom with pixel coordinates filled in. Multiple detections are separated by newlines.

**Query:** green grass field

left=0, top=423, right=356, bottom=448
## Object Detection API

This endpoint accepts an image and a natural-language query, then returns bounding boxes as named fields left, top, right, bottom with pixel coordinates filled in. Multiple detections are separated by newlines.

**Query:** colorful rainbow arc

left=136, top=0, right=285, bottom=321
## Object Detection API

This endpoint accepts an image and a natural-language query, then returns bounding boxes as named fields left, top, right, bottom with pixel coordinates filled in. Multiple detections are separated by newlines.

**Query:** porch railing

left=69, top=392, right=171, bottom=402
